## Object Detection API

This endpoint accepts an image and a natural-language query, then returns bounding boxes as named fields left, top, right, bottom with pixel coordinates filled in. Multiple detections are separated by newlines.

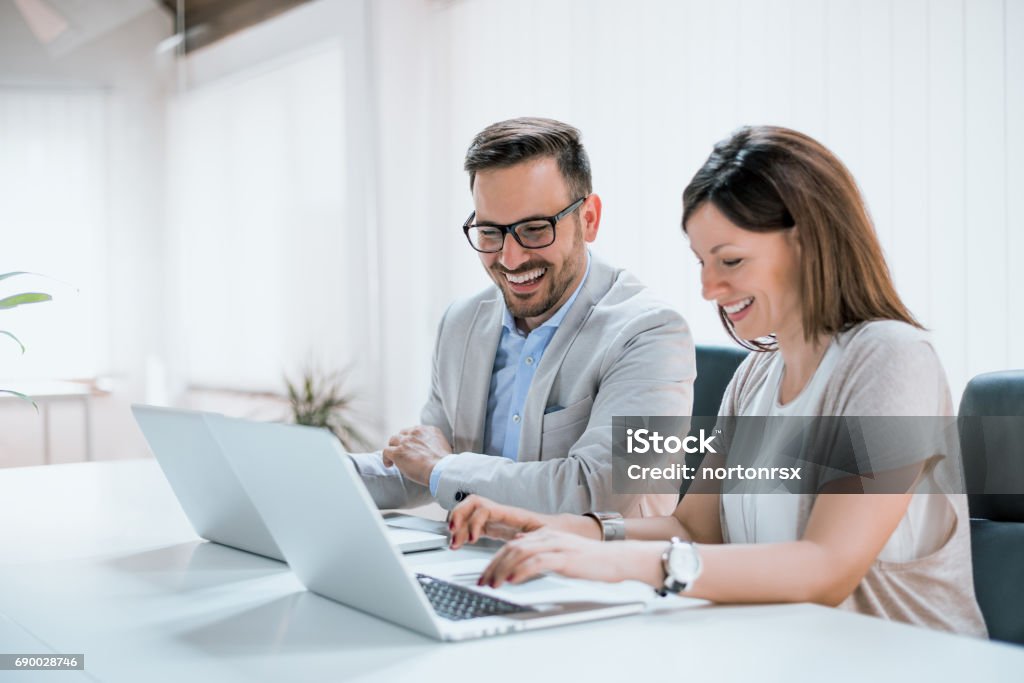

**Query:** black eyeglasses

left=462, top=196, right=587, bottom=253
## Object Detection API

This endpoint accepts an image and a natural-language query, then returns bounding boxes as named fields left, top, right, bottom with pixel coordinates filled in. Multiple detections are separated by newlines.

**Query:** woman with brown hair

left=447, top=126, right=987, bottom=636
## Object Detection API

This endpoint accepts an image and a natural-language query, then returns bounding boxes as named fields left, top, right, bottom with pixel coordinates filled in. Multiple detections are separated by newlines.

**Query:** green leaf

left=0, top=389, right=39, bottom=411
left=0, top=330, right=25, bottom=353
left=0, top=292, right=52, bottom=310
left=0, top=271, right=34, bottom=283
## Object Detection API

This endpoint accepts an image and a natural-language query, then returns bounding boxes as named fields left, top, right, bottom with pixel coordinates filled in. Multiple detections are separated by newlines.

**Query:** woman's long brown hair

left=682, top=125, right=920, bottom=351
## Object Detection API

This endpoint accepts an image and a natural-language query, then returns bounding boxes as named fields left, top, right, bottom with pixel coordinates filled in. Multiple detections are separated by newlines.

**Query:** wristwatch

left=658, top=537, right=702, bottom=596
left=583, top=511, right=626, bottom=541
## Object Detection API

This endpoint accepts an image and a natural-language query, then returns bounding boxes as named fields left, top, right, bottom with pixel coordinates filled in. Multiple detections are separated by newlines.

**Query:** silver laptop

left=131, top=405, right=448, bottom=559
left=207, top=413, right=647, bottom=641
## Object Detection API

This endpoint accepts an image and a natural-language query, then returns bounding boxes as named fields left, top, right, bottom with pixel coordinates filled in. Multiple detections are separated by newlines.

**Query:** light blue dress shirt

left=429, top=252, right=592, bottom=496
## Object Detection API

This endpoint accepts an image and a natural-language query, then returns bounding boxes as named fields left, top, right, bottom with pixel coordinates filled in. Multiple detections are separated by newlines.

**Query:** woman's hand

left=448, top=495, right=551, bottom=549
left=478, top=529, right=663, bottom=588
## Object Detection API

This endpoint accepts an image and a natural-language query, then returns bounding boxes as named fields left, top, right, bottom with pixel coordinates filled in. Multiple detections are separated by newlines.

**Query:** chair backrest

left=692, top=345, right=750, bottom=418
left=958, top=370, right=1024, bottom=520
left=681, top=345, right=749, bottom=497
left=958, top=370, right=1024, bottom=645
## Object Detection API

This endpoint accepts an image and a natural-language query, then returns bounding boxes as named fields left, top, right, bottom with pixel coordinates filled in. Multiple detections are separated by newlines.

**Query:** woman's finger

left=488, top=531, right=582, bottom=585
left=448, top=499, right=479, bottom=548
left=489, top=542, right=548, bottom=587
left=484, top=534, right=551, bottom=587
left=468, top=505, right=491, bottom=544
left=479, top=541, right=516, bottom=586
left=508, top=552, right=561, bottom=584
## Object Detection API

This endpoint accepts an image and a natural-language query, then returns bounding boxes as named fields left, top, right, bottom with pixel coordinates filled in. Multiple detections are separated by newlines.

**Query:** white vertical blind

left=0, top=88, right=108, bottom=380
left=1009, top=0, right=1024, bottom=371
left=926, top=0, right=969, bottom=396
left=964, top=0, right=1009, bottom=384
left=166, top=42, right=352, bottom=392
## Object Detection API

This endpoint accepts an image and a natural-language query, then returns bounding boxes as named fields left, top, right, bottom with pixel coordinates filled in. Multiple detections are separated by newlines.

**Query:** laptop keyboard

left=416, top=574, right=536, bottom=621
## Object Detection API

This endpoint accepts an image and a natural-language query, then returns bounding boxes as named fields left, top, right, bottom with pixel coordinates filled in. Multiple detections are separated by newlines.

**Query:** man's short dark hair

left=464, top=117, right=592, bottom=200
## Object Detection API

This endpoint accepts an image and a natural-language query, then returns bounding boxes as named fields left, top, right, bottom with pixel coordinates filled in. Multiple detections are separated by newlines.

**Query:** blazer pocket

left=540, top=395, right=594, bottom=459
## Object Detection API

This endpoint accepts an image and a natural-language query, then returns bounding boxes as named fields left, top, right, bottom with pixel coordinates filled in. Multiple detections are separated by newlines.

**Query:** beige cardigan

left=717, top=320, right=987, bottom=637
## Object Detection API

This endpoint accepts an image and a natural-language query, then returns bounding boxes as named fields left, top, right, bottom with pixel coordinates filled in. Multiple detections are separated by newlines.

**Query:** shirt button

left=525, top=356, right=534, bottom=365
left=512, top=414, right=521, bottom=423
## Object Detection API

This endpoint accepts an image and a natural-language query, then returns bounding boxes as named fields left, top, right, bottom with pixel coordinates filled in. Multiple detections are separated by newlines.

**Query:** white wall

left=411, top=0, right=1024, bottom=405
left=161, top=0, right=1022, bottom=445
left=4, top=0, right=1021, bottom=465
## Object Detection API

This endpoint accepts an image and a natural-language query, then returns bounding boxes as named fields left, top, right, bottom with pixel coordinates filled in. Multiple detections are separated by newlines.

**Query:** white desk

left=0, top=461, right=1021, bottom=683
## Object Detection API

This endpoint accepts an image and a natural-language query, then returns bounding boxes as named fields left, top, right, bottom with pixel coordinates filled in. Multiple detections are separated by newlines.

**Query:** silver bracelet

left=584, top=511, right=626, bottom=541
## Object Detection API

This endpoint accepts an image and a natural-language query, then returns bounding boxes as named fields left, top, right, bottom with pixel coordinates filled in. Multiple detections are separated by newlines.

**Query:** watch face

left=669, top=543, right=699, bottom=582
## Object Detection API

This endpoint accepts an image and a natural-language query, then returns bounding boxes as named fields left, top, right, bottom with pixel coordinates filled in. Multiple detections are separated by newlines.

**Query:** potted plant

left=284, top=364, right=374, bottom=451
left=1, top=271, right=52, bottom=402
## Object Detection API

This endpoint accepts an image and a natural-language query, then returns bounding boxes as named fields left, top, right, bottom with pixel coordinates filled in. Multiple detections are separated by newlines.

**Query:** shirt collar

left=501, top=250, right=592, bottom=336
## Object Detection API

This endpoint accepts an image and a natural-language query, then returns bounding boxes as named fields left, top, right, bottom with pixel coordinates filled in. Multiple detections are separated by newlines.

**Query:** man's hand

left=382, top=425, right=452, bottom=486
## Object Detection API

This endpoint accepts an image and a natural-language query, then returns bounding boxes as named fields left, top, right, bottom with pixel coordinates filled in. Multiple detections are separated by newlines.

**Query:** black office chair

left=680, top=345, right=749, bottom=497
left=958, top=370, right=1024, bottom=645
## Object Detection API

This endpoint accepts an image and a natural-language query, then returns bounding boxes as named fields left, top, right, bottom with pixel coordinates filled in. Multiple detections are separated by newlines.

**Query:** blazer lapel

left=452, top=296, right=504, bottom=454
left=517, top=256, right=619, bottom=462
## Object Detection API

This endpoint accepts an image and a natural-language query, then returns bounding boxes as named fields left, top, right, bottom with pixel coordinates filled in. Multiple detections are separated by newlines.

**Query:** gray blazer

left=350, top=254, right=695, bottom=516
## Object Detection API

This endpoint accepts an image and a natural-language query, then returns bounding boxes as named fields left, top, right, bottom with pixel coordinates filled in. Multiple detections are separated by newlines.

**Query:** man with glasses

left=350, top=117, right=694, bottom=518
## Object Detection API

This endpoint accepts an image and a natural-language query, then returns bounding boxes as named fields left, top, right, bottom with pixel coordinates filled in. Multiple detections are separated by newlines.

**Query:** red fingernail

left=448, top=521, right=454, bottom=530
left=469, top=533, right=475, bottom=543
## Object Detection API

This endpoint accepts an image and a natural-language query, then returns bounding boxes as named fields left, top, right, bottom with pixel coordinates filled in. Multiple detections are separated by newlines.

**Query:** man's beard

left=491, top=230, right=584, bottom=321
